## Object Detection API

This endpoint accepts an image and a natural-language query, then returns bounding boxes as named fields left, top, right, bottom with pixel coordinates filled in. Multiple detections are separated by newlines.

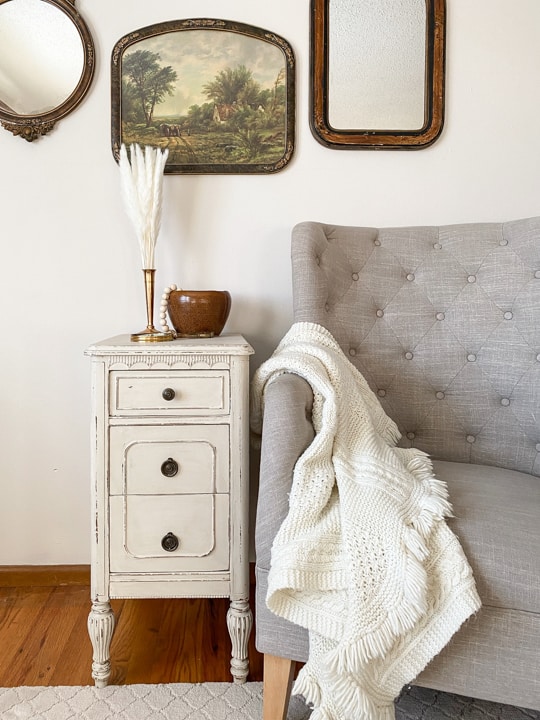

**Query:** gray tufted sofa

left=254, top=218, right=540, bottom=719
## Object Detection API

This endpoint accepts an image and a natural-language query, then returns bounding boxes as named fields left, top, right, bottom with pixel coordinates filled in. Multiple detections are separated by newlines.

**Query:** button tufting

left=535, top=270, right=540, bottom=279
left=315, top=256, right=321, bottom=266
left=405, top=352, right=414, bottom=360
left=537, top=354, right=540, bottom=362
left=466, top=435, right=476, bottom=444
left=436, top=391, right=445, bottom=400
left=349, top=348, right=357, bottom=357
left=467, top=275, right=476, bottom=283
left=374, top=238, right=381, bottom=246
left=352, top=272, right=359, bottom=281
left=436, top=312, right=445, bottom=321
left=500, top=238, right=508, bottom=246
left=376, top=309, right=384, bottom=318
left=536, top=443, right=540, bottom=453
left=467, top=353, right=477, bottom=362
left=501, top=398, right=510, bottom=407
left=406, top=273, right=415, bottom=282
left=407, top=432, right=416, bottom=440
left=504, top=311, right=513, bottom=320
left=433, top=243, right=442, bottom=250
left=377, top=389, right=386, bottom=397
left=325, top=303, right=330, bottom=312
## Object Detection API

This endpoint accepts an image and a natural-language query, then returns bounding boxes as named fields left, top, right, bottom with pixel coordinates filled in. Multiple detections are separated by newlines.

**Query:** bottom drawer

left=109, top=494, right=230, bottom=573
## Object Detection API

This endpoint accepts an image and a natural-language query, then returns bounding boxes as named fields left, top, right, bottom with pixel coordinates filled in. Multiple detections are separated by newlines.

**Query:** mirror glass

left=0, top=0, right=84, bottom=115
left=0, top=0, right=94, bottom=141
left=328, top=0, right=426, bottom=131
left=311, top=0, right=446, bottom=149
left=0, top=0, right=84, bottom=116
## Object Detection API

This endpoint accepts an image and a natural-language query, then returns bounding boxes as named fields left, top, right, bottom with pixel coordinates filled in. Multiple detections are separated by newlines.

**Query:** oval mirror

left=0, top=0, right=95, bottom=141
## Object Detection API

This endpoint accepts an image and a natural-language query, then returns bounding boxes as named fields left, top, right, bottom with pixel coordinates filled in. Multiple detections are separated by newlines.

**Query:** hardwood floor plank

left=0, top=587, right=55, bottom=686
left=110, top=598, right=165, bottom=686
left=2, top=588, right=59, bottom=686
left=17, top=587, right=89, bottom=686
left=48, top=596, right=93, bottom=686
left=151, top=597, right=231, bottom=683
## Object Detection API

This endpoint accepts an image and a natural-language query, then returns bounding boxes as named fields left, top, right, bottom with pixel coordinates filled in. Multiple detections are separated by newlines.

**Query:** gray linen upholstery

left=254, top=218, right=540, bottom=711
left=292, top=218, right=540, bottom=475
left=255, top=373, right=313, bottom=662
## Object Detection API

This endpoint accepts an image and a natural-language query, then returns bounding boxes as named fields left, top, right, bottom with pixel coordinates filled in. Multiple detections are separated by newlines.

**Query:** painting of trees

left=122, top=50, right=177, bottom=127
left=112, top=20, right=295, bottom=172
left=203, top=66, right=260, bottom=108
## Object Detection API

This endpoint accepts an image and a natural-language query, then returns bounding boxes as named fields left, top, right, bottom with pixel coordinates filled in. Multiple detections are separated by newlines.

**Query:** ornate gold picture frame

left=111, top=19, right=295, bottom=173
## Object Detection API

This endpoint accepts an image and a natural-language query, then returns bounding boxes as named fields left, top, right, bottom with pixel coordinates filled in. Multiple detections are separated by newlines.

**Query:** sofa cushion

left=434, top=459, right=540, bottom=613
left=416, top=605, right=540, bottom=709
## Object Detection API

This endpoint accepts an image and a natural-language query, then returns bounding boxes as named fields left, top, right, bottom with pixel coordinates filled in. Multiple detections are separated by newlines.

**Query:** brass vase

left=131, top=269, right=174, bottom=342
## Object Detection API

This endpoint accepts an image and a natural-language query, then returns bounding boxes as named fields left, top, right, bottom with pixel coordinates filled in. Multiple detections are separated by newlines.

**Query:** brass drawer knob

left=161, top=458, right=179, bottom=477
left=162, top=387, right=176, bottom=401
left=161, top=532, right=179, bottom=552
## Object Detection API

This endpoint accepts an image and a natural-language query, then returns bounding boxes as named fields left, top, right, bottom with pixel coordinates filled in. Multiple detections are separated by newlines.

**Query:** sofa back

left=292, top=218, right=540, bottom=476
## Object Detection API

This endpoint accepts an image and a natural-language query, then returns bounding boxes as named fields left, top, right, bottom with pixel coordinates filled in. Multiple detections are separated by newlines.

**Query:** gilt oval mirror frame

left=310, top=0, right=446, bottom=149
left=0, top=0, right=95, bottom=142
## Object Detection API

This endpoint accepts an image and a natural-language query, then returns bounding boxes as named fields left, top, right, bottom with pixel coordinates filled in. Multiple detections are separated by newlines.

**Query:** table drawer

left=109, top=494, right=230, bottom=572
left=109, top=424, right=229, bottom=495
left=110, top=370, right=229, bottom=416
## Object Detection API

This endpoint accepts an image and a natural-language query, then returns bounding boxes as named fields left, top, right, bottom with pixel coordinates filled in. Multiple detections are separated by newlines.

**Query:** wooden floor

left=0, top=567, right=263, bottom=687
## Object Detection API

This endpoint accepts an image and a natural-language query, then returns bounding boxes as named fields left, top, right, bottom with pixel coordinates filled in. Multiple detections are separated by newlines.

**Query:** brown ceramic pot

left=167, top=290, right=231, bottom=338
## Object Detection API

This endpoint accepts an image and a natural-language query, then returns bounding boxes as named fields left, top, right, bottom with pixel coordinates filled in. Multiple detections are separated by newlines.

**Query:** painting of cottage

left=113, top=21, right=294, bottom=173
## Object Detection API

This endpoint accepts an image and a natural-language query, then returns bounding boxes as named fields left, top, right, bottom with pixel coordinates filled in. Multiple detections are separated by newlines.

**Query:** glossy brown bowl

left=167, top=290, right=231, bottom=338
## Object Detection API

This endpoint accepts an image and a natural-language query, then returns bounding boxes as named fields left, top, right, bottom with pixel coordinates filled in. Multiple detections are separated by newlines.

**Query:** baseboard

left=0, top=564, right=91, bottom=588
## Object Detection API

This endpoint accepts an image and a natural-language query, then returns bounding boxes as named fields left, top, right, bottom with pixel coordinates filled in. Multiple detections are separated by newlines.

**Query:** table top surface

left=85, top=333, right=254, bottom=357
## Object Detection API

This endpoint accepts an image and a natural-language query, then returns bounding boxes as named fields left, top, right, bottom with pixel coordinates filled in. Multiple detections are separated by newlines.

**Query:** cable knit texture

left=251, top=322, right=481, bottom=720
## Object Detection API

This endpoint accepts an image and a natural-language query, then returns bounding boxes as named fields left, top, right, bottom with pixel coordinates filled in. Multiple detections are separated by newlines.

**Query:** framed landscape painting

left=111, top=19, right=295, bottom=174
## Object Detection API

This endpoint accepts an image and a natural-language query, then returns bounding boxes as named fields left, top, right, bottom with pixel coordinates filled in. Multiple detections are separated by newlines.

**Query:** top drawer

left=110, top=370, right=230, bottom=416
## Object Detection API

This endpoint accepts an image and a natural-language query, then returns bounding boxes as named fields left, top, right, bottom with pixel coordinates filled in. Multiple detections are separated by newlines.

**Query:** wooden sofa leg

left=263, top=654, right=296, bottom=720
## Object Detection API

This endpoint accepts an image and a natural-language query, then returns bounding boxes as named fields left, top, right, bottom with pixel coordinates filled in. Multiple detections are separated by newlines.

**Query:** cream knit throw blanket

left=251, top=322, right=481, bottom=720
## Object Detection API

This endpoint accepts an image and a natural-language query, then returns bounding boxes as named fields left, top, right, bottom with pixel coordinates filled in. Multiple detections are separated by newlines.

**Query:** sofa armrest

left=255, top=373, right=315, bottom=571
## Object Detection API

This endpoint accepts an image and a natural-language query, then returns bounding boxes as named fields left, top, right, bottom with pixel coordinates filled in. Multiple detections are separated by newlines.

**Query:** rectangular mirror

left=310, top=0, right=446, bottom=149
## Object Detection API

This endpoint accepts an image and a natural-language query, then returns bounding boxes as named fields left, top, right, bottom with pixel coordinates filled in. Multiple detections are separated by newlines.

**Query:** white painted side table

left=85, top=334, right=254, bottom=687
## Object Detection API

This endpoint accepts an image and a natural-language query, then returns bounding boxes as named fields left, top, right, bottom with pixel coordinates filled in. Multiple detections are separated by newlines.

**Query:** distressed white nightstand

left=85, top=334, right=254, bottom=687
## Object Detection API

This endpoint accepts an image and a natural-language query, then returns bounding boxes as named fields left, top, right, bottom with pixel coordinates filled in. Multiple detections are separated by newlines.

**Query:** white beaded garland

left=160, top=284, right=178, bottom=335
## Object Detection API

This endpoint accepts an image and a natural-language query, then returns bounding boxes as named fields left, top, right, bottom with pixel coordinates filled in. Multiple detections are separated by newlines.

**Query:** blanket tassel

left=294, top=667, right=322, bottom=707
left=332, top=674, right=395, bottom=720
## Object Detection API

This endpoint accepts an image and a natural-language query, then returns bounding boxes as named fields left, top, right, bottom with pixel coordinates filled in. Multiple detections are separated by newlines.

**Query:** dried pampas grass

left=119, top=143, right=169, bottom=269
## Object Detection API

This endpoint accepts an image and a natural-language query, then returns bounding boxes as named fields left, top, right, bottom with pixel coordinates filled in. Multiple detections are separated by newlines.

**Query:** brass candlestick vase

left=131, top=269, right=174, bottom=342
left=167, top=290, right=231, bottom=338
left=118, top=144, right=172, bottom=344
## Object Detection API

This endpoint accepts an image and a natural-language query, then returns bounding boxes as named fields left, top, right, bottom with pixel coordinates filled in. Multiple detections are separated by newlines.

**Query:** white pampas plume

left=119, top=143, right=169, bottom=269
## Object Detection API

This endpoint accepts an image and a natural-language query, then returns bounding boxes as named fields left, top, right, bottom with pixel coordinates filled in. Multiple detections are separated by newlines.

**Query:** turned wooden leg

left=263, top=654, right=296, bottom=720
left=87, top=600, right=115, bottom=687
left=226, top=599, right=253, bottom=683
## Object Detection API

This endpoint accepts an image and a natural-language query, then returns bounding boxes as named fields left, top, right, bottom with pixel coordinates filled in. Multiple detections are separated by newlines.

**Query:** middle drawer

left=110, top=424, right=229, bottom=496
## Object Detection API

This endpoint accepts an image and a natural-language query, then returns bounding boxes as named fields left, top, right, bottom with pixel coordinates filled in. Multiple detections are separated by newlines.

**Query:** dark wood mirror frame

left=0, top=0, right=95, bottom=142
left=310, top=0, right=446, bottom=150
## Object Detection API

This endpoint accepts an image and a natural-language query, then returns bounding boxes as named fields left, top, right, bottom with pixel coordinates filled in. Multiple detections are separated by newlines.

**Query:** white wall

left=0, top=0, right=538, bottom=565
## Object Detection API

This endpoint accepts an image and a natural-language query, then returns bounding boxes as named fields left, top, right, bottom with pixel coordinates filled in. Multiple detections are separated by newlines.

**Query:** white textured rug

left=0, top=683, right=309, bottom=720
left=1, top=683, right=539, bottom=720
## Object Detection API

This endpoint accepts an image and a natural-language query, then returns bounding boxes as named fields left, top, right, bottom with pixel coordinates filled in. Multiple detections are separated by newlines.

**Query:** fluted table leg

left=226, top=599, right=253, bottom=683
left=88, top=601, right=115, bottom=687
